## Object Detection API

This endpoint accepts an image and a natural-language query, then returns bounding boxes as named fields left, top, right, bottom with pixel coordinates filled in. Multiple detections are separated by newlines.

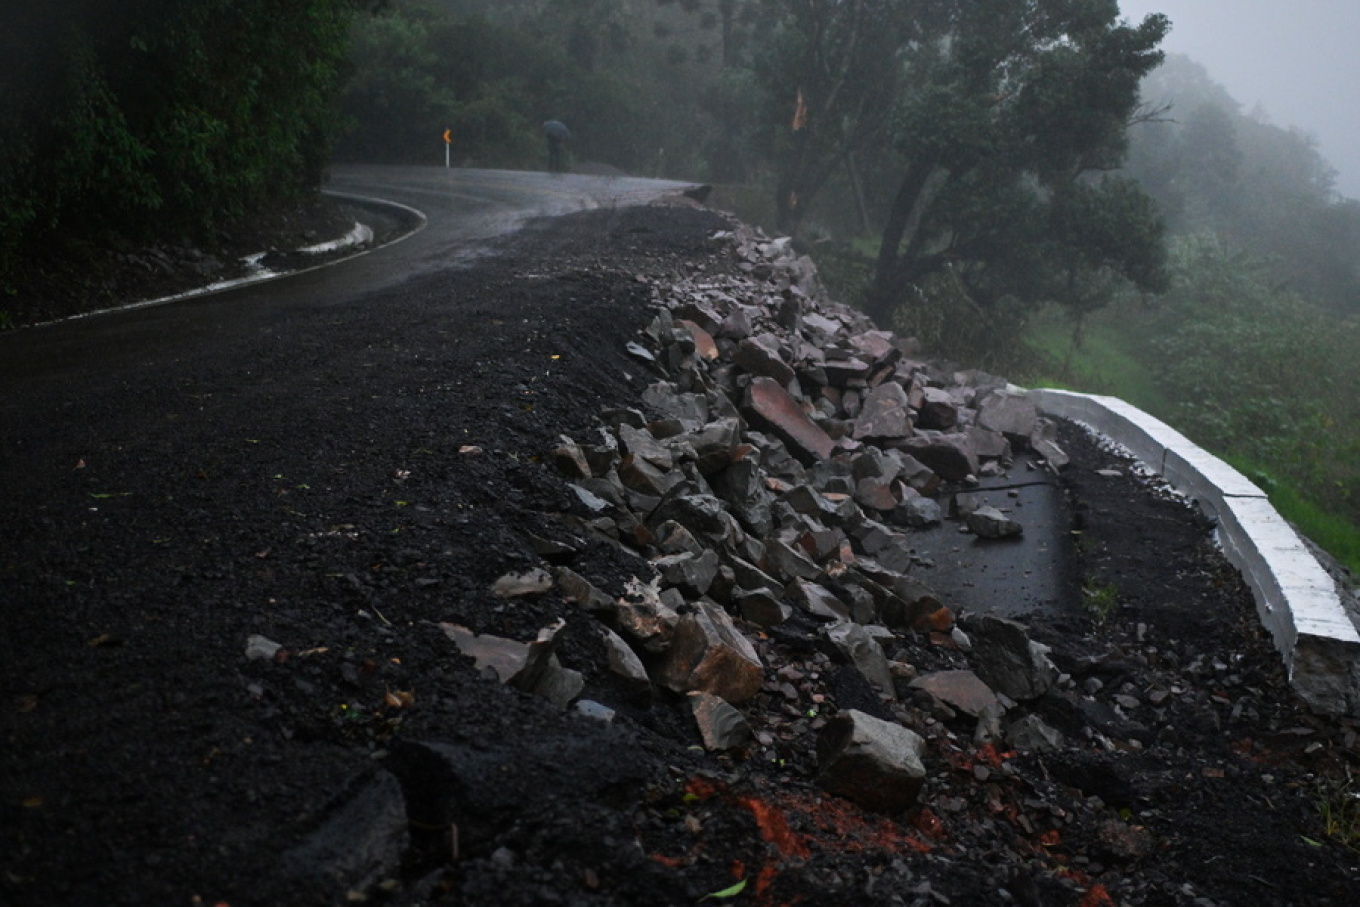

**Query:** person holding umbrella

left=543, top=120, right=572, bottom=173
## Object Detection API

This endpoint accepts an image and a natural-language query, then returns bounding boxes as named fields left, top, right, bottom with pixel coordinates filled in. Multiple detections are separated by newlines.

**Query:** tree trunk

left=865, top=162, right=948, bottom=325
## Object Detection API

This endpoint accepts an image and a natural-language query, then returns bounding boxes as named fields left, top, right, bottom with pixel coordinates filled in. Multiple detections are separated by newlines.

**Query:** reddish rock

left=743, top=376, right=835, bottom=463
left=847, top=330, right=897, bottom=364
left=854, top=475, right=901, bottom=512
left=656, top=601, right=764, bottom=703
left=552, top=436, right=592, bottom=478
left=675, top=319, right=720, bottom=360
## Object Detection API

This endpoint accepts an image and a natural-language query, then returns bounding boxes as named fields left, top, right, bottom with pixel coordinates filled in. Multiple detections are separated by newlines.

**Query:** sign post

left=443, top=128, right=452, bottom=168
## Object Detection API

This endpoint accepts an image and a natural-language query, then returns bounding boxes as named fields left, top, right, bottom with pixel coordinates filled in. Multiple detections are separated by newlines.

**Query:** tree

left=746, top=2, right=1167, bottom=328
left=753, top=0, right=928, bottom=236
left=1122, top=53, right=1360, bottom=314
left=862, top=0, right=1169, bottom=325
left=0, top=0, right=370, bottom=288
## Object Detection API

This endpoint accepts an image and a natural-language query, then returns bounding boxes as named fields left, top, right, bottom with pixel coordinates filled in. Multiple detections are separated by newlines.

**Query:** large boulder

left=817, top=710, right=928, bottom=813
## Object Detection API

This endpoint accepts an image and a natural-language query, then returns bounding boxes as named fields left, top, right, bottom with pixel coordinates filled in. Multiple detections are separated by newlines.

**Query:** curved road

left=0, top=165, right=693, bottom=385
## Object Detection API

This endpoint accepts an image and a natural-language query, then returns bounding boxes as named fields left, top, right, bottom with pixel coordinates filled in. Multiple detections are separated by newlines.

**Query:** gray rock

left=973, top=700, right=1007, bottom=744
left=824, top=621, right=896, bottom=698
left=1030, top=418, right=1070, bottom=469
left=440, top=619, right=581, bottom=707
left=852, top=381, right=914, bottom=440
left=895, top=432, right=978, bottom=482
left=641, top=381, right=709, bottom=430
left=787, top=578, right=851, bottom=621
left=533, top=659, right=585, bottom=709
left=916, top=386, right=959, bottom=430
left=895, top=495, right=942, bottom=528
left=653, top=549, right=720, bottom=596
left=966, top=425, right=1011, bottom=461
left=762, top=537, right=822, bottom=582
left=648, top=493, right=731, bottom=544
left=1006, top=713, right=1066, bottom=752
left=618, top=453, right=682, bottom=496
left=492, top=567, right=555, bottom=598
left=685, top=417, right=742, bottom=475
left=734, top=587, right=792, bottom=626
left=567, top=482, right=612, bottom=514
left=966, top=614, right=1058, bottom=701
left=733, top=333, right=796, bottom=385
left=653, top=521, right=706, bottom=556
left=575, top=700, right=616, bottom=724
left=601, top=626, right=651, bottom=698
left=689, top=692, right=754, bottom=750
left=909, top=670, right=1001, bottom=717
left=977, top=388, right=1039, bottom=443
left=967, top=505, right=1023, bottom=539
left=817, top=710, right=927, bottom=812
left=245, top=634, right=282, bottom=661
left=618, top=423, right=674, bottom=470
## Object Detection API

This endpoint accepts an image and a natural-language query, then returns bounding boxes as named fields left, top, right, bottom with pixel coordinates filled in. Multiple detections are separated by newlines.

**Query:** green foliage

left=851, top=1, right=1170, bottom=330
left=1, top=0, right=364, bottom=289
left=1081, top=580, right=1119, bottom=627
left=1023, top=232, right=1360, bottom=571
left=1316, top=769, right=1360, bottom=852
left=1123, top=54, right=1360, bottom=314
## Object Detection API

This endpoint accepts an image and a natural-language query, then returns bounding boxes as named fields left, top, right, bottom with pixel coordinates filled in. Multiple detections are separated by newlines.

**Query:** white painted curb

left=1029, top=388, right=1360, bottom=717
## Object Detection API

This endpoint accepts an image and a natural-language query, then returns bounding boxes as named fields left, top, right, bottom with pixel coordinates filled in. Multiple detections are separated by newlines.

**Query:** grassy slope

left=1023, top=317, right=1360, bottom=575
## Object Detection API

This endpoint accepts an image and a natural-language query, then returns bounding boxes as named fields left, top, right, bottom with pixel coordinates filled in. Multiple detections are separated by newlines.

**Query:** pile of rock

left=445, top=222, right=1082, bottom=813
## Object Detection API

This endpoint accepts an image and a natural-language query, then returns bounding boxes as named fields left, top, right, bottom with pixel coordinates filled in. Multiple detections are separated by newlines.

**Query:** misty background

left=1119, top=0, right=1360, bottom=199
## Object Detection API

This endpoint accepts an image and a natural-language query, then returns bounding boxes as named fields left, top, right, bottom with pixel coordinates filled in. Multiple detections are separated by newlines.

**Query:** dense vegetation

left=1028, top=55, right=1360, bottom=567
left=0, top=0, right=370, bottom=291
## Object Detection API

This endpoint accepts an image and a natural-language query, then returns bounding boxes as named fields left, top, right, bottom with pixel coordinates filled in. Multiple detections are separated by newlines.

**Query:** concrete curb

left=1029, top=388, right=1360, bottom=717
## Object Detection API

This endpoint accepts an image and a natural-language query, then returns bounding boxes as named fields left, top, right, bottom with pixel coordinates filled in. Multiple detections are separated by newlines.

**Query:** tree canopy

left=0, top=1, right=368, bottom=287
left=1122, top=53, right=1360, bottom=314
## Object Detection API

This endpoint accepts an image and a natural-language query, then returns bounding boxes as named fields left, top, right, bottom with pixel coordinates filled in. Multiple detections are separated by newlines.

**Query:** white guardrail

left=1029, top=388, right=1360, bottom=718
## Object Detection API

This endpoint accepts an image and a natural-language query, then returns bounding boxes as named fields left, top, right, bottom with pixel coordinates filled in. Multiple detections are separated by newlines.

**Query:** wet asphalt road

left=0, top=165, right=693, bottom=388
left=0, top=165, right=1077, bottom=629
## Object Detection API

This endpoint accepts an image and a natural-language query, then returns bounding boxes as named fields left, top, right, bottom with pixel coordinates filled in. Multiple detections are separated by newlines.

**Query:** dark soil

left=2, top=201, right=1358, bottom=906
left=3, top=196, right=373, bottom=328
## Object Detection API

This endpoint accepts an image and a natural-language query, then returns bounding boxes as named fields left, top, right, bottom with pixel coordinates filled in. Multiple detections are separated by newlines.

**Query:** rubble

left=816, top=709, right=928, bottom=812
left=965, top=614, right=1058, bottom=701
left=689, top=691, right=754, bottom=750
left=439, top=619, right=583, bottom=708
left=405, top=213, right=1360, bottom=900
left=13, top=197, right=1360, bottom=907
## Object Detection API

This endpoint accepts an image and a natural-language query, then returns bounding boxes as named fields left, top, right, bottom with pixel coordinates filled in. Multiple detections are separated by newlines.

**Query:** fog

left=1119, top=0, right=1360, bottom=199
